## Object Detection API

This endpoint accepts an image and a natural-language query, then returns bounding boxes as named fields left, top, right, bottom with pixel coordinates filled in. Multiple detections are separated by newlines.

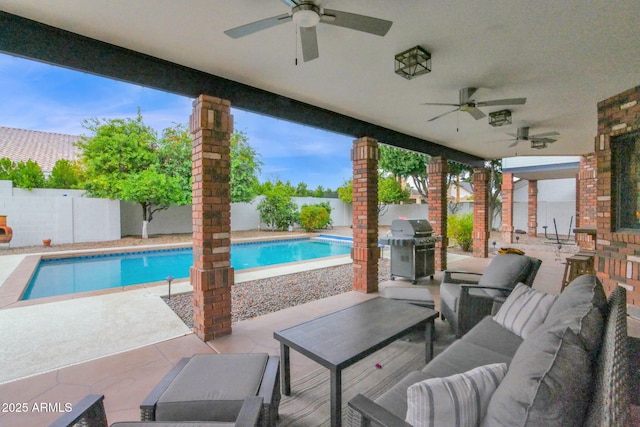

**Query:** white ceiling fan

left=503, top=126, right=560, bottom=149
left=423, top=87, right=527, bottom=122
left=224, top=0, right=393, bottom=63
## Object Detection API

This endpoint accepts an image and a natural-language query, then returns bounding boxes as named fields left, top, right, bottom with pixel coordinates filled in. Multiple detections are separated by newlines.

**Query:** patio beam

left=0, top=11, right=485, bottom=168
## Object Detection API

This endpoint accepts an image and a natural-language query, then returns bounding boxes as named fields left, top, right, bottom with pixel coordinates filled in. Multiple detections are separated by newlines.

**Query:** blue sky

left=0, top=53, right=353, bottom=190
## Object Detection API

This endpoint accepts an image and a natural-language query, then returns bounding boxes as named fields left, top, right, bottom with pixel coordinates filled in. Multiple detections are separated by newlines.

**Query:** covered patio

left=0, top=1, right=638, bottom=425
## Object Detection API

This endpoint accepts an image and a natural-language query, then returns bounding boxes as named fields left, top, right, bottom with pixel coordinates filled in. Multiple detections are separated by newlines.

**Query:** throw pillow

left=482, top=326, right=592, bottom=427
left=406, top=363, right=508, bottom=427
left=493, top=283, right=557, bottom=339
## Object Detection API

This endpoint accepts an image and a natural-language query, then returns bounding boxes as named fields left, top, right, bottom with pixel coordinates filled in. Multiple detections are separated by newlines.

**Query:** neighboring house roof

left=0, top=126, right=80, bottom=173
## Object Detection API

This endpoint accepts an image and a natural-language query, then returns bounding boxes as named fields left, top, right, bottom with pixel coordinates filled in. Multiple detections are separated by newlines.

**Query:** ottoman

left=140, top=353, right=280, bottom=427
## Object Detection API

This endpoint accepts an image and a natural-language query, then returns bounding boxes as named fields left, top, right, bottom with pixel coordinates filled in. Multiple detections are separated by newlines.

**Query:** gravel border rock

left=163, top=259, right=390, bottom=328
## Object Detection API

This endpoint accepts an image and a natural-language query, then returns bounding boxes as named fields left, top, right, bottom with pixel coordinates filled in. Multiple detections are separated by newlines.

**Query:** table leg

left=280, top=342, right=291, bottom=396
left=330, top=368, right=342, bottom=427
left=424, top=320, right=434, bottom=363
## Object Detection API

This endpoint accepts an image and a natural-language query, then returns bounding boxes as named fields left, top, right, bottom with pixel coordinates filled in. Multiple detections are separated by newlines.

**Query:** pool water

left=23, top=238, right=352, bottom=300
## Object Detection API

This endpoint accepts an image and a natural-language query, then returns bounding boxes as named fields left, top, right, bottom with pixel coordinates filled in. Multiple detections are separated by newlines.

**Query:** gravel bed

left=163, top=259, right=390, bottom=328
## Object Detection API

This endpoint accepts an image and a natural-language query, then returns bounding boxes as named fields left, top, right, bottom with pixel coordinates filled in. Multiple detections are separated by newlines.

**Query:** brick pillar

left=472, top=168, right=490, bottom=258
left=501, top=172, right=514, bottom=244
left=527, top=180, right=538, bottom=237
left=576, top=153, right=597, bottom=250
left=427, top=157, right=448, bottom=270
left=351, top=137, right=379, bottom=293
left=190, top=95, right=233, bottom=341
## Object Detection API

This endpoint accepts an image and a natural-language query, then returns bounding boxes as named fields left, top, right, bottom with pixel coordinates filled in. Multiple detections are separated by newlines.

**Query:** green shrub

left=257, top=185, right=298, bottom=231
left=448, top=212, right=473, bottom=252
left=299, top=205, right=330, bottom=231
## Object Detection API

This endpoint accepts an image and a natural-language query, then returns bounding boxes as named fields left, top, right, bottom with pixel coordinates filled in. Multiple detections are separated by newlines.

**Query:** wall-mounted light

left=488, top=109, right=512, bottom=127
left=395, top=46, right=431, bottom=80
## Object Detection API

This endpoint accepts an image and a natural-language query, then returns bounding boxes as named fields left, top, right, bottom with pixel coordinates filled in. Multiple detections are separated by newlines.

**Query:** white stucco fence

left=0, top=178, right=577, bottom=247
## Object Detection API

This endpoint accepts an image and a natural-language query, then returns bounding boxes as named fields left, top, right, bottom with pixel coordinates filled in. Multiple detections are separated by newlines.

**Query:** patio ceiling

left=0, top=1, right=638, bottom=164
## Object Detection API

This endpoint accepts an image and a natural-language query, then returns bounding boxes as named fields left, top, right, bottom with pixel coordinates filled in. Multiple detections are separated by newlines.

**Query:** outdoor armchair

left=439, top=253, right=542, bottom=337
left=49, top=394, right=264, bottom=427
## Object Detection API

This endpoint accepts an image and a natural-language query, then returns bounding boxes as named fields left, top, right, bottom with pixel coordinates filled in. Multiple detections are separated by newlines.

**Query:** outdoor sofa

left=348, top=274, right=630, bottom=426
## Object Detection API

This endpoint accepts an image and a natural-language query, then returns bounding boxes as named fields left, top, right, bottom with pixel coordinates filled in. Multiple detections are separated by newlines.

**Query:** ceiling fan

left=423, top=88, right=527, bottom=122
left=504, top=127, right=560, bottom=149
left=224, top=0, right=393, bottom=63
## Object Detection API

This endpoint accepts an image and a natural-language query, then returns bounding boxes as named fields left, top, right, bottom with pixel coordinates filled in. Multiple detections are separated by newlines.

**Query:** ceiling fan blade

left=300, top=26, right=319, bottom=62
left=508, top=139, right=520, bottom=148
left=321, top=9, right=392, bottom=36
left=280, top=0, right=299, bottom=6
left=476, top=98, right=527, bottom=107
left=531, top=131, right=560, bottom=138
left=224, top=13, right=292, bottom=38
left=427, top=108, right=460, bottom=122
left=421, top=102, right=461, bottom=107
left=466, top=107, right=486, bottom=120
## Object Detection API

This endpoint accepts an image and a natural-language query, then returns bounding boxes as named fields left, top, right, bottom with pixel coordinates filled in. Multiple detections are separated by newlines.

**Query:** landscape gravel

left=163, top=259, right=390, bottom=328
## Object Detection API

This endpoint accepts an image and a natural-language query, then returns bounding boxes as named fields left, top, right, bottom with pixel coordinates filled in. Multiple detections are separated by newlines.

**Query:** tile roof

left=0, top=126, right=80, bottom=172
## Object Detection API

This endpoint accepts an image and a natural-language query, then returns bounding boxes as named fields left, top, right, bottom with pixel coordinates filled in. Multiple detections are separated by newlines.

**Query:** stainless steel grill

left=379, top=219, right=440, bottom=283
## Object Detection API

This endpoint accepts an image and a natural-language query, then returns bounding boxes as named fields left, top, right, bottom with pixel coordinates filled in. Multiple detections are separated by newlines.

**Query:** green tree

left=337, top=180, right=353, bottom=203
left=379, top=145, right=429, bottom=203
left=0, top=158, right=13, bottom=181
left=230, top=131, right=262, bottom=202
left=47, top=159, right=85, bottom=189
left=257, top=181, right=299, bottom=230
left=12, top=160, right=46, bottom=190
left=295, top=182, right=311, bottom=197
left=156, top=124, right=192, bottom=203
left=77, top=113, right=190, bottom=238
left=312, top=185, right=325, bottom=198
left=337, top=176, right=409, bottom=214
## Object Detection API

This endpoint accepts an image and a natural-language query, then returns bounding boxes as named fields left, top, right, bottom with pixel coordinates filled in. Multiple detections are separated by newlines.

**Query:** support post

left=501, top=172, right=514, bottom=244
left=427, top=157, right=448, bottom=271
left=351, top=137, right=379, bottom=293
left=472, top=167, right=490, bottom=258
left=527, top=180, right=538, bottom=237
left=190, top=95, right=233, bottom=341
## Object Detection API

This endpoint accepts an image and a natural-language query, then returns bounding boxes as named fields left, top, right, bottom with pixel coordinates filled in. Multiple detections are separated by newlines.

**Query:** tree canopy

left=77, top=113, right=191, bottom=237
left=230, top=131, right=262, bottom=203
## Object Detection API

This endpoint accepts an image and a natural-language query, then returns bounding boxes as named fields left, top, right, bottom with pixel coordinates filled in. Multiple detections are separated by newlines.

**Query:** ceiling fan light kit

left=292, top=3, right=321, bottom=27
left=489, top=109, right=512, bottom=127
left=394, top=46, right=431, bottom=80
left=530, top=140, right=548, bottom=149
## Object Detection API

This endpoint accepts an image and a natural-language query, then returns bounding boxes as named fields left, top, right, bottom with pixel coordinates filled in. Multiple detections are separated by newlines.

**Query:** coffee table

left=273, top=297, right=438, bottom=427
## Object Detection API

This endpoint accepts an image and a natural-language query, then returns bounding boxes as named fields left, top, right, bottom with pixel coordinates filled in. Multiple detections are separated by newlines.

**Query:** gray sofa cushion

left=374, top=370, right=434, bottom=421
left=461, top=317, right=523, bottom=358
left=156, top=353, right=268, bottom=422
left=482, top=324, right=592, bottom=427
left=112, top=423, right=234, bottom=427
left=546, top=274, right=606, bottom=356
left=478, top=254, right=532, bottom=297
left=493, top=283, right=557, bottom=339
left=421, top=340, right=513, bottom=379
left=547, top=274, right=607, bottom=318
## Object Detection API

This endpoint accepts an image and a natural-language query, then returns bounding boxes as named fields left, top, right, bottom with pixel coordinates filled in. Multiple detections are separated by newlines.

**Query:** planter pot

left=42, top=239, right=52, bottom=247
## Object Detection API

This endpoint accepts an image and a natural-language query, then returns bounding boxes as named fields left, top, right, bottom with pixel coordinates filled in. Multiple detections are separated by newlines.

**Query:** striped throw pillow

left=405, top=363, right=508, bottom=427
left=493, top=283, right=557, bottom=339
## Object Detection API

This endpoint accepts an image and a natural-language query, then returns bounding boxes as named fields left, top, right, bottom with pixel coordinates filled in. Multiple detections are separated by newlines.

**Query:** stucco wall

left=0, top=181, right=120, bottom=247
left=512, top=178, right=576, bottom=234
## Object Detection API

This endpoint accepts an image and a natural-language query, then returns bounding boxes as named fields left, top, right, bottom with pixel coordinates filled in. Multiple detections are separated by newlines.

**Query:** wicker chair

left=49, top=394, right=264, bottom=427
left=440, top=253, right=542, bottom=337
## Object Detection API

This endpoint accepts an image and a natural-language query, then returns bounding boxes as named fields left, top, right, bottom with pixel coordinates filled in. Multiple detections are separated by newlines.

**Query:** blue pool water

left=23, top=238, right=352, bottom=300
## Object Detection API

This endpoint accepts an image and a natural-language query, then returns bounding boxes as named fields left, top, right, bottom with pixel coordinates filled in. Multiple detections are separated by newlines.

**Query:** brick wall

left=190, top=95, right=234, bottom=341
left=351, top=137, right=379, bottom=293
left=501, top=172, right=514, bottom=243
left=595, top=85, right=640, bottom=304
left=427, top=157, right=448, bottom=270
left=576, top=153, right=597, bottom=250
left=472, top=167, right=489, bottom=258
left=527, top=180, right=538, bottom=237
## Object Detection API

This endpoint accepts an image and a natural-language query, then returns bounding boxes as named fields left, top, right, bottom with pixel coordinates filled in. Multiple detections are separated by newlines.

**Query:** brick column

left=190, top=95, right=233, bottom=341
left=351, top=137, right=379, bottom=293
left=472, top=168, right=490, bottom=258
left=576, top=153, right=597, bottom=250
left=427, top=157, right=448, bottom=270
left=501, top=172, right=514, bottom=244
left=527, top=180, right=538, bottom=237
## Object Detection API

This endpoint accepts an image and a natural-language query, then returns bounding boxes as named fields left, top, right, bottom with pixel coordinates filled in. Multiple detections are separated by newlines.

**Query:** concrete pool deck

left=1, top=247, right=433, bottom=385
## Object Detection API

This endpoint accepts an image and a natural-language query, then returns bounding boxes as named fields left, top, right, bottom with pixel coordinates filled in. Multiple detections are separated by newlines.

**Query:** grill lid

left=389, top=219, right=433, bottom=237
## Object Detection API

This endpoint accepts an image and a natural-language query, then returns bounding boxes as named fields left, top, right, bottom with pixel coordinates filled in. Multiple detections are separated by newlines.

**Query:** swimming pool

left=22, top=237, right=352, bottom=300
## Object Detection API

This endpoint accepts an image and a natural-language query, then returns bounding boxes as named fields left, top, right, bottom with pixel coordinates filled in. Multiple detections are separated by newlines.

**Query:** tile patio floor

left=0, top=248, right=637, bottom=426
